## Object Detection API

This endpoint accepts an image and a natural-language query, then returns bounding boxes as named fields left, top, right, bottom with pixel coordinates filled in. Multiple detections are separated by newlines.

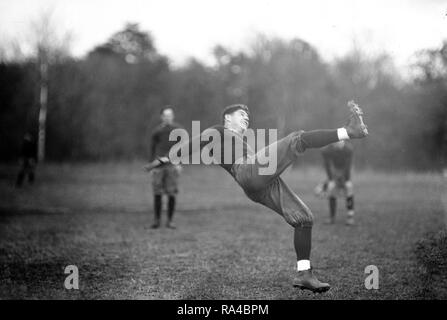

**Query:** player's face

left=227, top=109, right=249, bottom=133
left=161, top=108, right=174, bottom=124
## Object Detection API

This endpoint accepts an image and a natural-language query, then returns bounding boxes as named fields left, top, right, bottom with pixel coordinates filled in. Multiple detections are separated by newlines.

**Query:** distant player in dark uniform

left=149, top=107, right=183, bottom=229
left=144, top=101, right=368, bottom=293
left=15, top=133, right=37, bottom=188
left=320, top=140, right=355, bottom=225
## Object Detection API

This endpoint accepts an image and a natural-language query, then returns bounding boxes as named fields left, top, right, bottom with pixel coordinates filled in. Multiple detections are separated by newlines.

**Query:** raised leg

left=238, top=129, right=341, bottom=191
left=239, top=101, right=368, bottom=190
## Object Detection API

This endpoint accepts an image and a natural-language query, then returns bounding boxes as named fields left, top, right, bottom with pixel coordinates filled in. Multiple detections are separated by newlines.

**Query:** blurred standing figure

left=16, top=133, right=37, bottom=188
left=321, top=140, right=355, bottom=225
left=149, top=106, right=183, bottom=229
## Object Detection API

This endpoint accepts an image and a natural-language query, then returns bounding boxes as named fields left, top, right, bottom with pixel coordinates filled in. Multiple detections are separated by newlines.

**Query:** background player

left=149, top=106, right=183, bottom=229
left=144, top=101, right=368, bottom=292
left=320, top=140, right=355, bottom=225
left=15, top=132, right=37, bottom=188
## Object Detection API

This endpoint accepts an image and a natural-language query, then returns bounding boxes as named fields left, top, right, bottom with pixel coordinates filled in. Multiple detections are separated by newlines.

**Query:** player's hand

left=143, top=157, right=170, bottom=173
left=158, top=156, right=169, bottom=164
left=143, top=163, right=155, bottom=173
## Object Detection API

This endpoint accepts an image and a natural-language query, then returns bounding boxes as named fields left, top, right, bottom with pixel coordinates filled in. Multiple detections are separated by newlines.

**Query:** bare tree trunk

left=38, top=46, right=48, bottom=163
left=276, top=89, right=289, bottom=138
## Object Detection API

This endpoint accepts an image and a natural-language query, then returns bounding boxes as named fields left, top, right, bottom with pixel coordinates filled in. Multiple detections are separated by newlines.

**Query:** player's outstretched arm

left=143, top=130, right=205, bottom=173
left=167, top=127, right=216, bottom=165
left=143, top=157, right=170, bottom=173
left=143, top=127, right=208, bottom=173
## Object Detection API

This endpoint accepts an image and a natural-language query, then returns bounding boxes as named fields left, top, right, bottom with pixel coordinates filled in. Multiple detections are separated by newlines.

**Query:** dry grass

left=0, top=162, right=445, bottom=299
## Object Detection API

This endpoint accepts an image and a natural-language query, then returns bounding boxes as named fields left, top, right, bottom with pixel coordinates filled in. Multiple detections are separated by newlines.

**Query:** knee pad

left=345, top=180, right=354, bottom=196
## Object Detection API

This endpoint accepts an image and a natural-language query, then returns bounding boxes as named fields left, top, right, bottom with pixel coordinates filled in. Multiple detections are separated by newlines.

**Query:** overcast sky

left=1, top=0, right=446, bottom=70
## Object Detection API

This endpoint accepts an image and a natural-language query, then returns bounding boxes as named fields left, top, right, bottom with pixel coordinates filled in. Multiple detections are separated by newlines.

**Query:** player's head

left=160, top=106, right=174, bottom=125
left=222, top=104, right=250, bottom=133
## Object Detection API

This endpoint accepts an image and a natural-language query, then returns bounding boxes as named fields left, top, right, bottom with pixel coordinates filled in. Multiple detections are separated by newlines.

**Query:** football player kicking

left=144, top=101, right=368, bottom=293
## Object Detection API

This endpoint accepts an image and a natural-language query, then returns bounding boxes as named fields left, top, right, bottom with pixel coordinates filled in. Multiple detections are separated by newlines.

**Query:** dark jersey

left=20, top=138, right=37, bottom=160
left=321, top=141, right=353, bottom=181
left=174, top=125, right=255, bottom=174
left=150, top=122, right=184, bottom=161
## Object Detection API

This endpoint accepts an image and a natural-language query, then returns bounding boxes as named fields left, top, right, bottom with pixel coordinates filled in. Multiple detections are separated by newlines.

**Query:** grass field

left=0, top=162, right=446, bottom=299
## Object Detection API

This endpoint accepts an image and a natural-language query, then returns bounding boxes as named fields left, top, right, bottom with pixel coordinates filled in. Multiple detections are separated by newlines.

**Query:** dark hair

left=221, top=104, right=249, bottom=123
left=160, top=105, right=174, bottom=115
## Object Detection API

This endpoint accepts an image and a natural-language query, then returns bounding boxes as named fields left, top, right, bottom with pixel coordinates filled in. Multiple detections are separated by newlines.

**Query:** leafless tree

left=28, top=9, right=72, bottom=162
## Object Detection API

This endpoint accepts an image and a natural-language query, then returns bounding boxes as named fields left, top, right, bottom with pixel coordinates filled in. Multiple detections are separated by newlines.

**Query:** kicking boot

left=150, top=220, right=160, bottom=229
left=293, top=268, right=331, bottom=293
left=344, top=100, right=368, bottom=139
left=166, top=221, right=176, bottom=229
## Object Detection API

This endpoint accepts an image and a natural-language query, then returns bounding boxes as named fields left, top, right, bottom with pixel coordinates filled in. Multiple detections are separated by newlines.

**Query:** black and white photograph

left=0, top=0, right=446, bottom=306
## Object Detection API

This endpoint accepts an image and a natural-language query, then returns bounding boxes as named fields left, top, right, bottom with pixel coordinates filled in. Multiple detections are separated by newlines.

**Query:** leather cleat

left=150, top=221, right=160, bottom=229
left=293, top=268, right=331, bottom=293
left=166, top=221, right=177, bottom=229
left=345, top=100, right=369, bottom=138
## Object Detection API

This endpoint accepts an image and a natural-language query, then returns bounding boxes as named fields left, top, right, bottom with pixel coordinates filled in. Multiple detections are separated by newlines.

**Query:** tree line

left=1, top=23, right=446, bottom=170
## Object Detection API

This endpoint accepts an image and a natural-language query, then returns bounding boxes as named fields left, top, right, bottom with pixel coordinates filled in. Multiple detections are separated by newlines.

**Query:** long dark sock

left=346, top=196, right=354, bottom=211
left=329, top=197, right=337, bottom=220
left=28, top=170, right=35, bottom=184
left=301, top=129, right=340, bottom=149
left=168, top=195, right=176, bottom=222
left=294, top=226, right=312, bottom=261
left=16, top=170, right=25, bottom=187
left=154, top=194, right=162, bottom=223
